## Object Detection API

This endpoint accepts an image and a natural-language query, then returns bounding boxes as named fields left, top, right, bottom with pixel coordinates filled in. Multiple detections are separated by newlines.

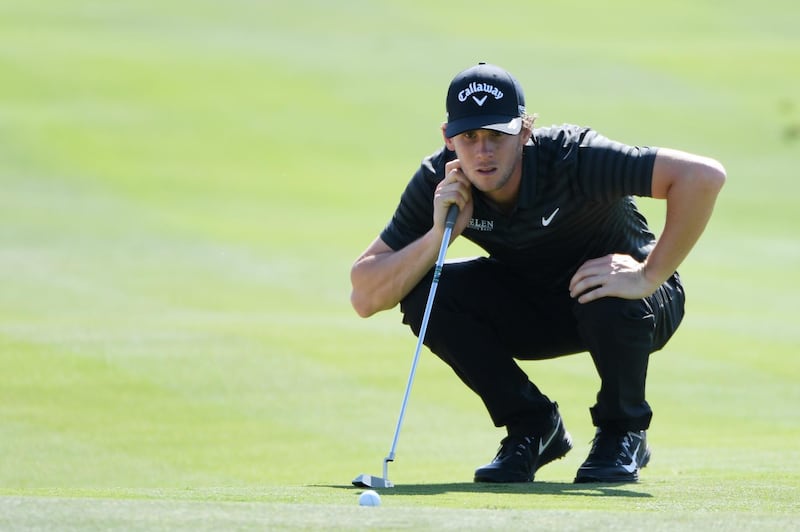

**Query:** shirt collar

left=516, top=141, right=536, bottom=209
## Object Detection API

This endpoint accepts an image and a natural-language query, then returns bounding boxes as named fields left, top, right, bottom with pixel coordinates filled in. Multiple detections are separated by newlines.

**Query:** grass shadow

left=320, top=482, right=652, bottom=498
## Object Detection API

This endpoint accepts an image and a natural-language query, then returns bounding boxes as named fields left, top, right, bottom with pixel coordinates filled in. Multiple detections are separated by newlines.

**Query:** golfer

left=350, top=62, right=725, bottom=483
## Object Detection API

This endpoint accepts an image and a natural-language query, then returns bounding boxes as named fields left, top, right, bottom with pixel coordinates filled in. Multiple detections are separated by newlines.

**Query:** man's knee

left=574, top=297, right=656, bottom=347
left=400, top=271, right=434, bottom=334
left=576, top=276, right=685, bottom=352
left=400, top=258, right=496, bottom=334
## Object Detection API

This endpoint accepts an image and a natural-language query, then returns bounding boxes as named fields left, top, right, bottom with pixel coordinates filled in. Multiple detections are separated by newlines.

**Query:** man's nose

left=476, top=134, right=494, bottom=156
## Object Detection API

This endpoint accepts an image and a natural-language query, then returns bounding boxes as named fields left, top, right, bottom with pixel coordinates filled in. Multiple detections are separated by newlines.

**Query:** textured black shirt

left=380, top=124, right=660, bottom=291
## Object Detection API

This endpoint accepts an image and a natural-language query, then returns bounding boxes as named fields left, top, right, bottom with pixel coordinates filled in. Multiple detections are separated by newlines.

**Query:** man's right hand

left=436, top=159, right=473, bottom=238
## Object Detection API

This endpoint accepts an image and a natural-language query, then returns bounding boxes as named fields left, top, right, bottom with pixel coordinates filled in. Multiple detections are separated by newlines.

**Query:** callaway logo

left=458, top=82, right=504, bottom=105
left=542, top=207, right=560, bottom=227
left=538, top=417, right=561, bottom=456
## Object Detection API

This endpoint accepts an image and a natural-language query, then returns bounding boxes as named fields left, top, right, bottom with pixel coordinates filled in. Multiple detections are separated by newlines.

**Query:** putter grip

left=445, top=204, right=459, bottom=229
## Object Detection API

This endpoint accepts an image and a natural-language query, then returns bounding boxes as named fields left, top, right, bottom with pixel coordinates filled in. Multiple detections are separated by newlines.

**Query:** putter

left=353, top=204, right=459, bottom=489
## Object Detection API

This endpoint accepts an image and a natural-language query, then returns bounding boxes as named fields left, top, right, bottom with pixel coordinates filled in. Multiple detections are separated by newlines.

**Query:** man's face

left=444, top=128, right=526, bottom=193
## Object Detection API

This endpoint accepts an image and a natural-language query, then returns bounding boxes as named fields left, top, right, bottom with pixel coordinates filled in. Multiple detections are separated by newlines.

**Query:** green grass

left=1, top=0, right=799, bottom=529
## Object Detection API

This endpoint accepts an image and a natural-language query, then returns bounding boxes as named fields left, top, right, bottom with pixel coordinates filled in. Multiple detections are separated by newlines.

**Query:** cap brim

left=445, top=116, right=522, bottom=138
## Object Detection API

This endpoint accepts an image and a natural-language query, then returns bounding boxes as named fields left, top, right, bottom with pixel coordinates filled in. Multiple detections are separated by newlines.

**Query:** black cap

left=445, top=62, right=526, bottom=138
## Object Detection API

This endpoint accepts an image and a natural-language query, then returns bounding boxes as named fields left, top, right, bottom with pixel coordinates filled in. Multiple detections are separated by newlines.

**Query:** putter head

left=352, top=474, right=394, bottom=489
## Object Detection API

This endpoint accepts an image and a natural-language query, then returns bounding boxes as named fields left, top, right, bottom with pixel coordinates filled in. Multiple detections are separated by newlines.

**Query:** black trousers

left=400, top=257, right=685, bottom=434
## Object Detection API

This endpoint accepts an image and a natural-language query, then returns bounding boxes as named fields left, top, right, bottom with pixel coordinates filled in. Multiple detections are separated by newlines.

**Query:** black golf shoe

left=574, top=428, right=651, bottom=483
left=474, top=405, right=573, bottom=483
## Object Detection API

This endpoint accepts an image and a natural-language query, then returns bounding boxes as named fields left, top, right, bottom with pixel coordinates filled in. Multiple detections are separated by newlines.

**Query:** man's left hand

left=569, top=254, right=658, bottom=303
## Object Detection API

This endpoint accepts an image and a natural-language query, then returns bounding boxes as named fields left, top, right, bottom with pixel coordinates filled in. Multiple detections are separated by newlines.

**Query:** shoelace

left=496, top=436, right=534, bottom=459
left=588, top=431, right=639, bottom=461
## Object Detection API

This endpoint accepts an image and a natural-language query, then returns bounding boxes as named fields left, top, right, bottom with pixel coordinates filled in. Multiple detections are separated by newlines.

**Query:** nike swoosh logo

left=472, top=95, right=488, bottom=106
left=538, top=416, right=561, bottom=456
left=542, top=207, right=560, bottom=227
left=621, top=442, right=641, bottom=473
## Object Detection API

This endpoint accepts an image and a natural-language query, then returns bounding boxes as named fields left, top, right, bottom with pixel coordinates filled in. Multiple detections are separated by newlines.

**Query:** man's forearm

left=644, top=153, right=726, bottom=286
left=350, top=230, right=444, bottom=318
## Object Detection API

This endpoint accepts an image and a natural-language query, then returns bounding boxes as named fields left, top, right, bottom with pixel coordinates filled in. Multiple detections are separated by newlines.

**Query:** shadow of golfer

left=321, top=482, right=652, bottom=498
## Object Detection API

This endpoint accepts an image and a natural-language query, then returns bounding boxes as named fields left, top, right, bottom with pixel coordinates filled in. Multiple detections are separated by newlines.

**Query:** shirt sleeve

left=379, top=147, right=450, bottom=251
left=575, top=128, right=659, bottom=201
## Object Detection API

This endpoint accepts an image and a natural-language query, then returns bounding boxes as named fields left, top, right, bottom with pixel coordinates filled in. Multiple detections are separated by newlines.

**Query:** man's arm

left=569, top=147, right=726, bottom=303
left=641, top=147, right=727, bottom=286
left=350, top=231, right=445, bottom=318
left=350, top=160, right=474, bottom=318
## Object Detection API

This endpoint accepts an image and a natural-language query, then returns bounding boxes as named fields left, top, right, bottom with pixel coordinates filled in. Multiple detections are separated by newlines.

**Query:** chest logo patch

left=468, top=218, right=494, bottom=232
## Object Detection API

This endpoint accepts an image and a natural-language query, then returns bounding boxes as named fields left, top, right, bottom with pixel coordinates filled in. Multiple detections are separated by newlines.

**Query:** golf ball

left=358, top=490, right=381, bottom=507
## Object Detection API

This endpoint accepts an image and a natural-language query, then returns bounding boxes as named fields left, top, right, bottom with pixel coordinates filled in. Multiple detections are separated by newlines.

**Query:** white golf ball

left=358, top=490, right=381, bottom=506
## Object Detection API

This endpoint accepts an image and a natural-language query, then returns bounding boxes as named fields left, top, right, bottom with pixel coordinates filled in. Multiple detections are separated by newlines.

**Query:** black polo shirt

left=380, top=124, right=659, bottom=291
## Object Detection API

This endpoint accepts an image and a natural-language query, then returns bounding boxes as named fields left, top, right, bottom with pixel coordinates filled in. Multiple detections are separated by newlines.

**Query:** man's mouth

left=476, top=166, right=497, bottom=176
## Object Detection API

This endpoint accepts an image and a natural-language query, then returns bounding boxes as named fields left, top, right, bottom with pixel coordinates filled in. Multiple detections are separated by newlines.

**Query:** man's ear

left=441, top=123, right=456, bottom=150
left=518, top=125, right=533, bottom=147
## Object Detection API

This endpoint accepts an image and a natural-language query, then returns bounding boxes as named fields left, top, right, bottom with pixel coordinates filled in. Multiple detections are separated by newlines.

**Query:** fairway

left=1, top=1, right=799, bottom=530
